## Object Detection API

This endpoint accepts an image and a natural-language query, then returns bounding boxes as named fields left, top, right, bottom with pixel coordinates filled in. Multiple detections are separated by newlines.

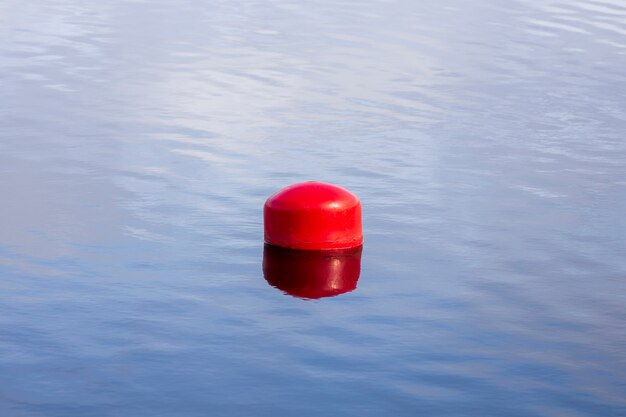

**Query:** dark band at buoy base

left=263, top=181, right=363, bottom=250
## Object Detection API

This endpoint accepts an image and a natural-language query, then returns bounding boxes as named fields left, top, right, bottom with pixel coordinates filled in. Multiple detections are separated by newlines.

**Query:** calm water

left=1, top=0, right=626, bottom=415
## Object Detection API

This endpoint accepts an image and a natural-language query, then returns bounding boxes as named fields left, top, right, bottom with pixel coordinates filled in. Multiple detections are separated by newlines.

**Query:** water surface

left=1, top=0, right=625, bottom=416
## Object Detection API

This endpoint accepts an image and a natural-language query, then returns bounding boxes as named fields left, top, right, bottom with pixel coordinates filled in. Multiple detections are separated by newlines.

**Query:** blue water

left=2, top=0, right=626, bottom=415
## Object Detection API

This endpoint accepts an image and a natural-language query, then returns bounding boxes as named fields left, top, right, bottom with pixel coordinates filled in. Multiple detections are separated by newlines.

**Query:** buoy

left=264, top=181, right=363, bottom=250
left=263, top=244, right=362, bottom=299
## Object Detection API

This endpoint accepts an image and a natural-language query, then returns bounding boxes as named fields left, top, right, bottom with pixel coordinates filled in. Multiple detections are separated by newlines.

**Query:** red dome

left=264, top=182, right=363, bottom=250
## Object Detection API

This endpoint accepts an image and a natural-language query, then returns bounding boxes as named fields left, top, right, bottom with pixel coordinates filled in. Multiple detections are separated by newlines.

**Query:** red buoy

left=263, top=244, right=362, bottom=299
left=264, top=181, right=363, bottom=250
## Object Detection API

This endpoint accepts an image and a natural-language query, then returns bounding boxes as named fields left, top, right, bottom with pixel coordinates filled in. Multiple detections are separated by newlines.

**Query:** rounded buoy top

left=264, top=181, right=363, bottom=250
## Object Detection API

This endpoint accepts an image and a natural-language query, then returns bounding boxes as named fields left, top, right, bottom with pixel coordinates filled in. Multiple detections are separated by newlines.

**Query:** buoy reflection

left=263, top=244, right=362, bottom=299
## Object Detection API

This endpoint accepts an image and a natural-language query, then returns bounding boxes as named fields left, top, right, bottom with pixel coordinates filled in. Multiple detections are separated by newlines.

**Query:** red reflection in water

left=263, top=244, right=362, bottom=299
